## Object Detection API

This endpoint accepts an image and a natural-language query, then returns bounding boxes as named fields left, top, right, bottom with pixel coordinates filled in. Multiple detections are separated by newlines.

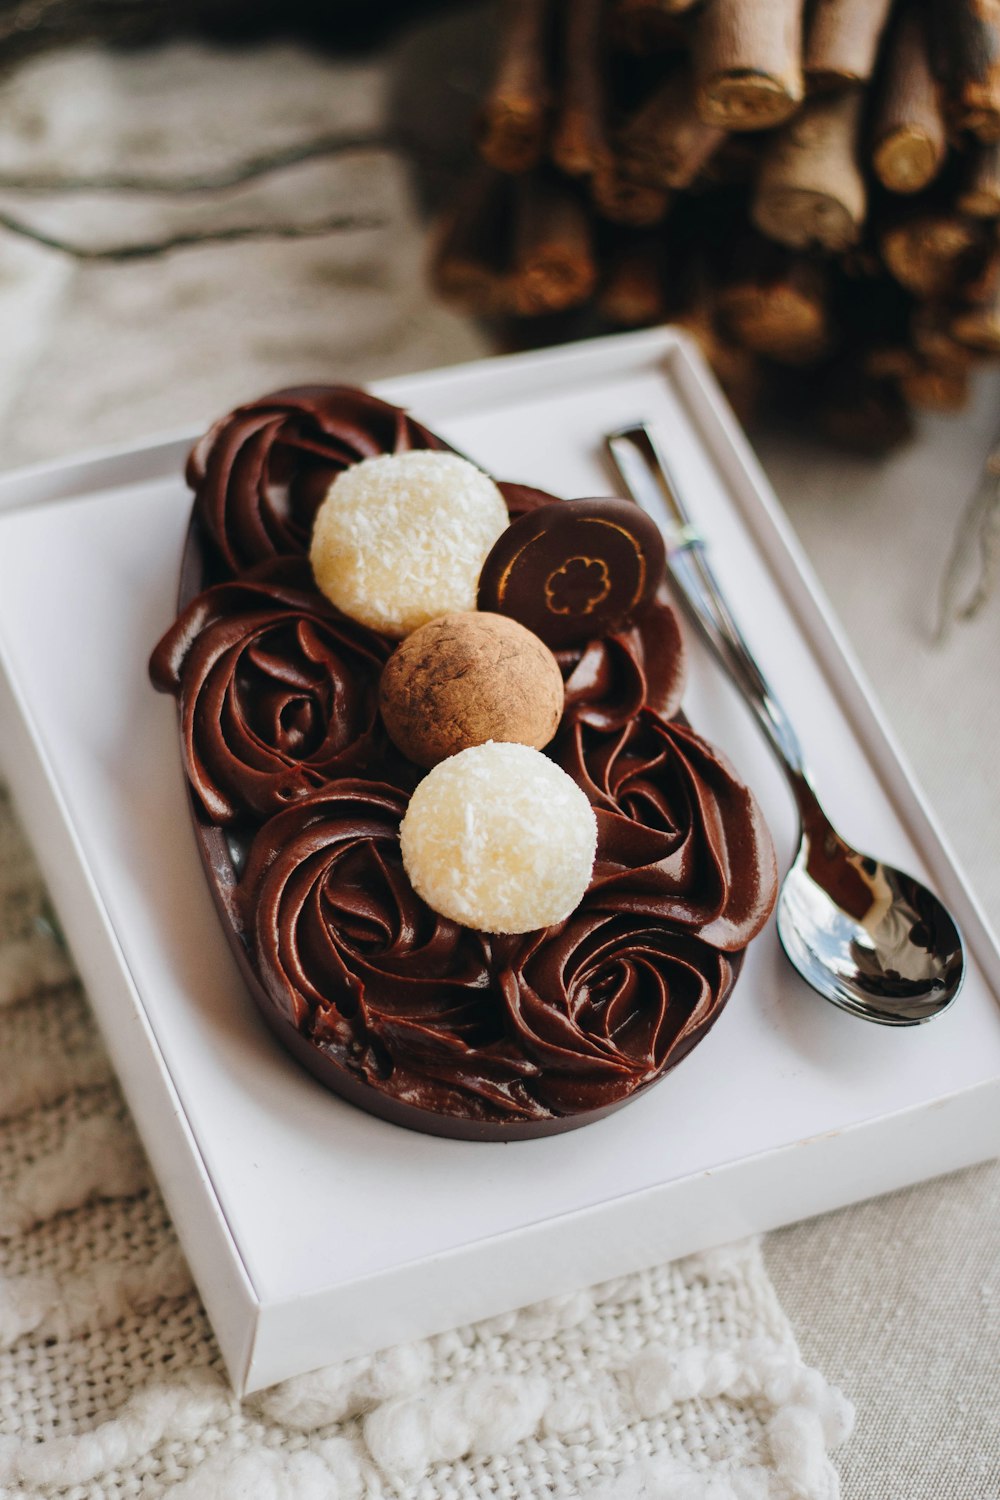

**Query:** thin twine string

left=938, top=424, right=1000, bottom=639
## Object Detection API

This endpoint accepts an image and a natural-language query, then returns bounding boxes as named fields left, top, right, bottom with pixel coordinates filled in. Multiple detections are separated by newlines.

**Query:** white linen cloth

left=0, top=23, right=993, bottom=1498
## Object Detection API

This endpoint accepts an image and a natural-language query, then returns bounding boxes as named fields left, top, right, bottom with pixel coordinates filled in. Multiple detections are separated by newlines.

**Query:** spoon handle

left=606, top=424, right=812, bottom=798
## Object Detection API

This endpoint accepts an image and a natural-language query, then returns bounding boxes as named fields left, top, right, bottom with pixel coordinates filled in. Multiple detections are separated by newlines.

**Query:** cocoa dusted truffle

left=379, top=612, right=564, bottom=768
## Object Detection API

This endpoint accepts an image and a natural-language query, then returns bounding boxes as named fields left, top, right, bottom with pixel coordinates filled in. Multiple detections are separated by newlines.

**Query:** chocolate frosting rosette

left=556, top=600, right=687, bottom=732
left=150, top=566, right=391, bottom=823
left=558, top=711, right=778, bottom=951
left=189, top=385, right=446, bottom=575
left=496, top=911, right=736, bottom=1115
left=238, top=782, right=548, bottom=1123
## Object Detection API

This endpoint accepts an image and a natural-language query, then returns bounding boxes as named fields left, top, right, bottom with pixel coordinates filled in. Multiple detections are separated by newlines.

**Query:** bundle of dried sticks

left=431, top=0, right=1000, bottom=446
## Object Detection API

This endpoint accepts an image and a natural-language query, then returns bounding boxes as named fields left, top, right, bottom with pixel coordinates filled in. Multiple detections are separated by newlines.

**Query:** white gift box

left=0, top=329, right=998, bottom=1395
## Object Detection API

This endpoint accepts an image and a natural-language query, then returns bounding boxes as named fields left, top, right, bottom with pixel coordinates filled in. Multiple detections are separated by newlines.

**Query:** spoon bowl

left=606, top=424, right=965, bottom=1026
left=776, top=813, right=964, bottom=1024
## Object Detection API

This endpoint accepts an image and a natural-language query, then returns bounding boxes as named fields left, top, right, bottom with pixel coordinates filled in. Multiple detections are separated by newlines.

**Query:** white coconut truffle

left=400, top=742, right=598, bottom=935
left=309, top=450, right=509, bottom=638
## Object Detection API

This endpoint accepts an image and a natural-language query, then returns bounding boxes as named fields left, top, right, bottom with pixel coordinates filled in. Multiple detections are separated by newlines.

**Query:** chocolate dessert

left=151, top=386, right=778, bottom=1140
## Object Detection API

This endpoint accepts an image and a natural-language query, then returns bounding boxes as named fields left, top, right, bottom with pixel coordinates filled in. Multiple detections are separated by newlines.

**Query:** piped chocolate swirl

left=189, top=385, right=446, bottom=576
left=150, top=564, right=391, bottom=823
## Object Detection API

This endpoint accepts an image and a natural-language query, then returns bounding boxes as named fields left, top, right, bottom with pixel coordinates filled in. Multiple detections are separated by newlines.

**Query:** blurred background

left=4, top=0, right=1000, bottom=459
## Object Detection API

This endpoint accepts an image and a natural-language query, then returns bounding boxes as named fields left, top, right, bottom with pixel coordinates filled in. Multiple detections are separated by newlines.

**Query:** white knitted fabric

left=0, top=783, right=853, bottom=1500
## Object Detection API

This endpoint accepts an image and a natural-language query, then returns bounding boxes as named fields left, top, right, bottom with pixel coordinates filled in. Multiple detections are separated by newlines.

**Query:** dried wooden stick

left=509, top=175, right=598, bottom=314
left=753, top=91, right=866, bottom=250
left=951, top=249, right=1000, bottom=349
left=959, top=143, right=1000, bottom=216
left=903, top=364, right=971, bottom=411
left=609, top=0, right=691, bottom=53
left=591, top=162, right=672, bottom=225
left=819, top=366, right=914, bottom=452
left=938, top=0, right=1000, bottom=142
left=617, top=70, right=727, bottom=190
left=429, top=168, right=512, bottom=316
left=952, top=299, right=1000, bottom=351
left=717, top=246, right=832, bottom=363
left=864, top=345, right=917, bottom=381
left=597, top=235, right=668, bottom=324
left=804, top=0, right=893, bottom=91
left=872, top=8, right=947, bottom=196
left=694, top=0, right=806, bottom=131
left=480, top=0, right=551, bottom=173
left=551, top=0, right=613, bottom=178
left=616, top=0, right=700, bottom=17
left=912, top=302, right=980, bottom=374
left=672, top=266, right=762, bottom=420
left=880, top=213, right=987, bottom=297
left=697, top=133, right=762, bottom=187
left=865, top=341, right=973, bottom=412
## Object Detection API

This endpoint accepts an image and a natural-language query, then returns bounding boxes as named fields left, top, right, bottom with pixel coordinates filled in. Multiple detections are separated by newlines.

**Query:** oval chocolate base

left=155, top=393, right=766, bottom=1142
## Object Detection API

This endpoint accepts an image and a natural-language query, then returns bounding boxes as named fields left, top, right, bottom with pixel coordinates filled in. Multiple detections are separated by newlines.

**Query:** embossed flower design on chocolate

left=239, top=783, right=547, bottom=1120
left=545, top=556, right=612, bottom=616
left=150, top=569, right=391, bottom=823
left=556, top=711, right=778, bottom=951
left=478, top=497, right=667, bottom=651
left=497, top=909, right=735, bottom=1114
left=189, top=385, right=446, bottom=575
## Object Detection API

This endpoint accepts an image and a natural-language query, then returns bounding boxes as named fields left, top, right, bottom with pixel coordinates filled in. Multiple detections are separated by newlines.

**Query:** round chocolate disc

left=478, top=497, right=666, bottom=648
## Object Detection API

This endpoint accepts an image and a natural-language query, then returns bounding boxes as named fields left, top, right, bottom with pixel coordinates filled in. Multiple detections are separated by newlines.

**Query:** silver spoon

left=606, top=423, right=964, bottom=1026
